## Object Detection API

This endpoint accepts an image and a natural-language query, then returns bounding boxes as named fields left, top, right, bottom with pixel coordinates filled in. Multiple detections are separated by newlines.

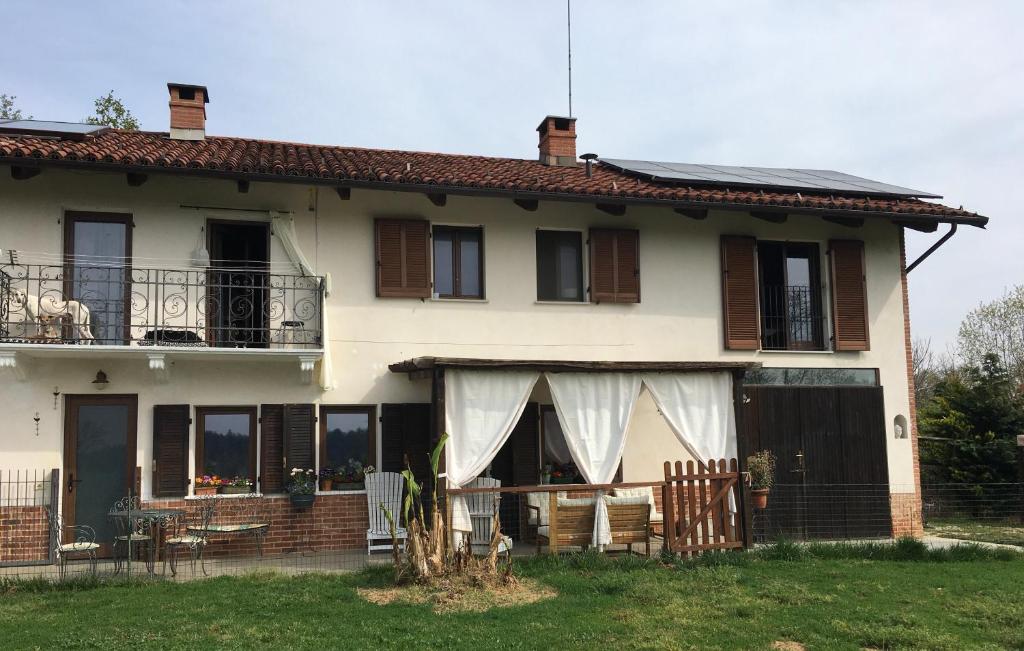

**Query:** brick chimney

left=167, top=83, right=209, bottom=140
left=537, top=115, right=577, bottom=166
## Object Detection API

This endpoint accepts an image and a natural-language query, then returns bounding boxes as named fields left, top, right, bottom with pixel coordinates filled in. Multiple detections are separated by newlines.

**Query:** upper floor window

left=757, top=241, right=825, bottom=351
left=433, top=226, right=483, bottom=299
left=536, top=230, right=584, bottom=302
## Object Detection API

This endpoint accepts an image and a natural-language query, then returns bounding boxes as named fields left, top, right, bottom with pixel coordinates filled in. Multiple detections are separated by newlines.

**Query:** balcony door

left=64, top=211, right=132, bottom=345
left=207, top=220, right=270, bottom=348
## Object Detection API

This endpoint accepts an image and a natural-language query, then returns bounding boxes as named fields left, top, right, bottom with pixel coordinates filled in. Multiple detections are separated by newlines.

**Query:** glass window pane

left=71, top=220, right=127, bottom=345
left=75, top=404, right=128, bottom=543
left=433, top=230, right=453, bottom=296
left=459, top=230, right=481, bottom=298
left=536, top=230, right=582, bottom=301
left=744, top=368, right=878, bottom=386
left=323, top=411, right=370, bottom=470
left=202, top=413, right=251, bottom=480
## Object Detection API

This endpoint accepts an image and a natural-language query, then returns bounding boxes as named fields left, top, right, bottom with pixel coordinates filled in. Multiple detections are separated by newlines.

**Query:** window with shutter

left=284, top=404, right=316, bottom=473
left=721, top=235, right=760, bottom=350
left=375, top=219, right=431, bottom=298
left=259, top=404, right=284, bottom=493
left=511, top=403, right=540, bottom=486
left=152, top=405, right=189, bottom=497
left=381, top=403, right=433, bottom=515
left=195, top=406, right=257, bottom=488
left=319, top=405, right=377, bottom=473
left=829, top=239, right=870, bottom=351
left=589, top=228, right=640, bottom=303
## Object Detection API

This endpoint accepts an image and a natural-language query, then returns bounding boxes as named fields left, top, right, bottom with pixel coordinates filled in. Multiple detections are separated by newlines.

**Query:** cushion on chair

left=612, top=486, right=659, bottom=521
left=115, top=533, right=152, bottom=542
left=526, top=491, right=568, bottom=525
left=166, top=535, right=205, bottom=545
left=58, top=542, right=99, bottom=552
left=536, top=525, right=549, bottom=538
left=556, top=496, right=596, bottom=507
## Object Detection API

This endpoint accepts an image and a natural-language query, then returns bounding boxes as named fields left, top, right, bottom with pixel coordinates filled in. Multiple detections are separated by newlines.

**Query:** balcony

left=760, top=285, right=826, bottom=351
left=0, top=263, right=325, bottom=381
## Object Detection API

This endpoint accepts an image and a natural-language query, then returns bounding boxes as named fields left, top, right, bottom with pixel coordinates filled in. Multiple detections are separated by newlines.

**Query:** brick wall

left=0, top=505, right=50, bottom=564
left=143, top=492, right=369, bottom=559
left=892, top=228, right=924, bottom=537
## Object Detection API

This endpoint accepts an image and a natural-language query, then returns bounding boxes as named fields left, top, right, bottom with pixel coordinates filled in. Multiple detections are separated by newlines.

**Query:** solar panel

left=0, top=120, right=110, bottom=140
left=599, top=158, right=940, bottom=198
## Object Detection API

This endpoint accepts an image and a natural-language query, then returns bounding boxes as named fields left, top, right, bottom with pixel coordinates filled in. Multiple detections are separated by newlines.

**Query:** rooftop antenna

left=567, top=0, right=573, bottom=117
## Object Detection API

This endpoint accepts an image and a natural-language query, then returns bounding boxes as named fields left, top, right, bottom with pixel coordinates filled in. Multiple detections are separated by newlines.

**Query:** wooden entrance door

left=741, top=385, right=890, bottom=540
left=63, top=395, right=138, bottom=555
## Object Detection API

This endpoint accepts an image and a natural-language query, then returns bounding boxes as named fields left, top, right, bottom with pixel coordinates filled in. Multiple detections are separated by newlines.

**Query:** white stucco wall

left=0, top=167, right=915, bottom=497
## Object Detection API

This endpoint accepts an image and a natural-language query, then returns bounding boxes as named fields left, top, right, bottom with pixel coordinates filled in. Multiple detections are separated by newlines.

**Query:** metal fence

left=2, top=477, right=1020, bottom=583
left=0, top=263, right=323, bottom=348
left=760, top=284, right=826, bottom=351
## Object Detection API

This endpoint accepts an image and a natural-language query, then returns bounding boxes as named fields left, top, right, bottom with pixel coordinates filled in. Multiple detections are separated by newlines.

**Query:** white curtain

left=445, top=369, right=540, bottom=532
left=641, top=372, right=737, bottom=463
left=271, top=212, right=334, bottom=391
left=542, top=414, right=573, bottom=465
left=545, top=372, right=642, bottom=547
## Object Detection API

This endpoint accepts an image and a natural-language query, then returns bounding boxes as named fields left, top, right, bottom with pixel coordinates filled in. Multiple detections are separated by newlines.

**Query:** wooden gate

left=662, top=459, right=745, bottom=556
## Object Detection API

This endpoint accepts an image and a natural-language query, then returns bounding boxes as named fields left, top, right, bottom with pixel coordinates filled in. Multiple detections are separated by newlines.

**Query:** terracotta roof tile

left=0, top=129, right=985, bottom=224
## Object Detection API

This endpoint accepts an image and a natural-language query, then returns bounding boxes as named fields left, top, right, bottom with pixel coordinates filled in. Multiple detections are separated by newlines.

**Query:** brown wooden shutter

left=152, top=405, right=189, bottom=497
left=829, top=239, right=870, bottom=351
left=259, top=404, right=285, bottom=493
left=511, top=402, right=539, bottom=486
left=589, top=228, right=640, bottom=303
left=284, top=404, right=316, bottom=472
left=721, top=235, right=760, bottom=350
left=375, top=218, right=431, bottom=298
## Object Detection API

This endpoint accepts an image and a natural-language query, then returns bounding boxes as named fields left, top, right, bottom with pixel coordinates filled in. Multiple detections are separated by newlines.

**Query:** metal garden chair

left=163, top=499, right=216, bottom=577
left=51, top=510, right=99, bottom=580
left=109, top=496, right=154, bottom=574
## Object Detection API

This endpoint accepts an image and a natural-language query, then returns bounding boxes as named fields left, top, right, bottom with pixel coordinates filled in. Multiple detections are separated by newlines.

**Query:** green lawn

left=2, top=543, right=1022, bottom=650
left=925, top=517, right=1024, bottom=547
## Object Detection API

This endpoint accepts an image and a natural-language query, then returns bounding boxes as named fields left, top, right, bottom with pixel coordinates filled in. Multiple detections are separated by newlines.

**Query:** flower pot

left=751, top=488, right=770, bottom=509
left=221, top=485, right=250, bottom=495
left=333, top=481, right=364, bottom=491
left=290, top=493, right=316, bottom=509
left=321, top=479, right=333, bottom=492
left=194, top=486, right=218, bottom=496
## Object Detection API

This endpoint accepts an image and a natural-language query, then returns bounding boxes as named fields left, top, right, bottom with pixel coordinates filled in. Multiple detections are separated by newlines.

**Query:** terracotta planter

left=290, top=493, right=316, bottom=509
left=751, top=488, right=770, bottom=509
left=321, top=479, right=333, bottom=492
left=194, top=486, right=218, bottom=496
left=333, top=481, right=365, bottom=491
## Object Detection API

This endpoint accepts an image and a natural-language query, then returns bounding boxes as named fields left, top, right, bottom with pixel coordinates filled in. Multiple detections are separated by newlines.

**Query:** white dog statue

left=11, top=289, right=95, bottom=342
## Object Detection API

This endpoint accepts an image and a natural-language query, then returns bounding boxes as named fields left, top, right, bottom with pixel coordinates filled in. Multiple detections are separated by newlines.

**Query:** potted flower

left=319, top=467, right=335, bottom=492
left=220, top=476, right=252, bottom=495
left=287, top=468, right=317, bottom=508
left=746, top=450, right=776, bottom=509
left=194, top=475, right=221, bottom=496
left=549, top=462, right=579, bottom=485
left=541, top=464, right=552, bottom=485
left=333, top=460, right=373, bottom=491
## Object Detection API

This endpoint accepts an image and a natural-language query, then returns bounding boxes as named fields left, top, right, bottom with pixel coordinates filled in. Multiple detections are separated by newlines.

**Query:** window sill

left=534, top=300, right=591, bottom=306
left=429, top=297, right=488, bottom=304
left=185, top=492, right=263, bottom=501
left=757, top=349, right=835, bottom=354
left=316, top=489, right=368, bottom=496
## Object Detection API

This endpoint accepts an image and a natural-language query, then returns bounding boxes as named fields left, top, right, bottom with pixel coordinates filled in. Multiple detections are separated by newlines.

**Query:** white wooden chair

left=366, top=471, right=407, bottom=555
left=466, top=476, right=512, bottom=555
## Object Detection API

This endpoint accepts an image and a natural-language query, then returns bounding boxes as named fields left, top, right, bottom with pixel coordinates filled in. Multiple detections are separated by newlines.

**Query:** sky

left=4, top=1, right=1022, bottom=353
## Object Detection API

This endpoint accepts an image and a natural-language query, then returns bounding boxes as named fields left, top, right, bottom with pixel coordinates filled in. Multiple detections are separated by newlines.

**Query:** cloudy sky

left=5, top=1, right=1021, bottom=351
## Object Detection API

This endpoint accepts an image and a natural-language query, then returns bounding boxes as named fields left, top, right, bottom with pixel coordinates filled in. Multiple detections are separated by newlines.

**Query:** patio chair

left=605, top=495, right=652, bottom=555
left=533, top=494, right=596, bottom=554
left=465, top=476, right=512, bottom=555
left=611, top=486, right=663, bottom=535
left=109, top=496, right=154, bottom=574
left=366, top=471, right=407, bottom=555
left=51, top=511, right=99, bottom=580
left=164, top=500, right=216, bottom=577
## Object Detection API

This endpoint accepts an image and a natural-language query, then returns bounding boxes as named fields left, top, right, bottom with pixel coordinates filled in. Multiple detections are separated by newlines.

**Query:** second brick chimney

left=167, top=83, right=209, bottom=140
left=537, top=115, right=577, bottom=166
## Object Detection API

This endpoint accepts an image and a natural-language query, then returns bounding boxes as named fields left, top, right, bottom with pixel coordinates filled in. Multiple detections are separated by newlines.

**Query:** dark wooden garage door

left=742, top=386, right=891, bottom=539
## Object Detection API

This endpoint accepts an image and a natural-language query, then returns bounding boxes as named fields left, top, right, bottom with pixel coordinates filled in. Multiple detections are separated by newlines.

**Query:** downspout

left=906, top=223, right=957, bottom=273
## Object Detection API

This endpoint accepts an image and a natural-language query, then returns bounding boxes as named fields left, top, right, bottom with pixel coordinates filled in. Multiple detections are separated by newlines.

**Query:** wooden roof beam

left=894, top=219, right=939, bottom=233
left=126, top=172, right=148, bottom=187
left=674, top=207, right=708, bottom=220
left=514, top=198, right=539, bottom=211
left=10, top=166, right=40, bottom=181
left=823, top=215, right=864, bottom=228
left=596, top=203, right=626, bottom=216
left=236, top=180, right=250, bottom=193
left=750, top=210, right=787, bottom=223
left=335, top=186, right=351, bottom=200
left=427, top=192, right=447, bottom=207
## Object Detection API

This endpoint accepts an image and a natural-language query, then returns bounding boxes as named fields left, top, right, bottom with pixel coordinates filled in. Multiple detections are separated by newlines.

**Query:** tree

left=957, top=286, right=1024, bottom=388
left=0, top=93, right=30, bottom=120
left=919, top=353, right=1024, bottom=511
left=83, top=91, right=139, bottom=130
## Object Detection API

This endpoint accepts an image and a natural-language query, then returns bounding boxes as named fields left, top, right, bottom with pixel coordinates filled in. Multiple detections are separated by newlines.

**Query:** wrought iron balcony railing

left=0, top=264, right=323, bottom=349
left=760, top=284, right=826, bottom=351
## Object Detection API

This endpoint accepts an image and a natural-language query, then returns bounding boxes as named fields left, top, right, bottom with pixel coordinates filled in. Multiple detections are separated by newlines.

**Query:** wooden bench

left=532, top=493, right=652, bottom=555
left=187, top=497, right=270, bottom=556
